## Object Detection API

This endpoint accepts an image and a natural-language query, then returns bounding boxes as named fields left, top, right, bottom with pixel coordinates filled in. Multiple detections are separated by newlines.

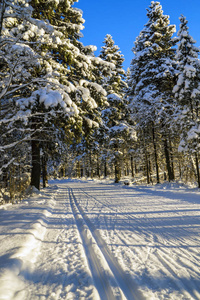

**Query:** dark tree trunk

left=115, top=163, right=121, bottom=183
left=104, top=160, right=107, bottom=178
left=31, top=139, right=41, bottom=190
left=42, top=155, right=48, bottom=188
left=2, top=169, right=8, bottom=188
left=96, top=154, right=100, bottom=178
left=169, top=137, right=175, bottom=180
left=149, top=160, right=153, bottom=184
left=143, top=130, right=150, bottom=184
left=77, top=161, right=81, bottom=178
left=145, top=151, right=150, bottom=184
left=81, top=166, right=83, bottom=177
left=163, top=138, right=173, bottom=182
left=195, top=152, right=200, bottom=188
left=89, top=152, right=93, bottom=178
left=152, top=125, right=160, bottom=184
left=131, top=156, right=134, bottom=178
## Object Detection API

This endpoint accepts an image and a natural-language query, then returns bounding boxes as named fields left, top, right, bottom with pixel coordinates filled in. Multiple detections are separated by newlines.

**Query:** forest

left=1, top=0, right=200, bottom=203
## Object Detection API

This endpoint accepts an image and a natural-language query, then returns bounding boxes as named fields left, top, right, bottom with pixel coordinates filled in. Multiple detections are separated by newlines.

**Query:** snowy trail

left=20, top=187, right=100, bottom=300
left=0, top=185, right=99, bottom=300
left=68, top=187, right=144, bottom=300
left=0, top=179, right=200, bottom=299
left=68, top=180, right=200, bottom=299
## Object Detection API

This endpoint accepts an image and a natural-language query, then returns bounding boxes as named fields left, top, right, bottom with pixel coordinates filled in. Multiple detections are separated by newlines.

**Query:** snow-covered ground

left=0, top=179, right=200, bottom=300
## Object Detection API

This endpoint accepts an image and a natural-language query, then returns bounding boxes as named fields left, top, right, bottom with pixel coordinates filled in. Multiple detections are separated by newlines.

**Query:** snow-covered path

left=0, top=179, right=200, bottom=299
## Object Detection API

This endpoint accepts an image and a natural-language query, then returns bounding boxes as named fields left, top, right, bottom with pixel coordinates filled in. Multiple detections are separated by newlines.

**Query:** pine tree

left=128, top=1, right=177, bottom=183
left=97, top=34, right=136, bottom=182
left=99, top=34, right=126, bottom=95
left=0, top=0, right=107, bottom=191
left=173, top=15, right=200, bottom=187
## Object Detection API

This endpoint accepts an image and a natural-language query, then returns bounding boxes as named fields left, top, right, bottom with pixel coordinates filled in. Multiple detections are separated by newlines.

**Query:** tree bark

left=152, top=125, right=160, bottom=183
left=114, top=153, right=121, bottom=183
left=77, top=161, right=81, bottom=178
left=195, top=152, right=200, bottom=188
left=131, top=156, right=134, bottom=178
left=163, top=138, right=173, bottom=182
left=96, top=154, right=100, bottom=178
left=42, top=154, right=48, bottom=188
left=104, top=160, right=107, bottom=178
left=115, top=163, right=121, bottom=183
left=145, top=151, right=150, bottom=184
left=31, top=139, right=41, bottom=190
left=169, top=136, right=175, bottom=180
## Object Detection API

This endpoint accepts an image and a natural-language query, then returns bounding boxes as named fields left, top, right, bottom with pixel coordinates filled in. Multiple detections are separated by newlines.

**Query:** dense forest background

left=1, top=0, right=200, bottom=203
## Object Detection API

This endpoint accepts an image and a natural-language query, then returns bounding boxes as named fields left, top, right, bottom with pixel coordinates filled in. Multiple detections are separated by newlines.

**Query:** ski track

left=68, top=181, right=200, bottom=299
left=0, top=179, right=200, bottom=299
left=0, top=186, right=99, bottom=300
left=23, top=187, right=100, bottom=300
left=68, top=187, right=144, bottom=300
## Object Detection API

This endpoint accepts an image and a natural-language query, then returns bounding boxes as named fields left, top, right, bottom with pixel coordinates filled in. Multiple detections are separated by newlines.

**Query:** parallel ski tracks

left=68, top=187, right=145, bottom=300
left=70, top=186, right=200, bottom=300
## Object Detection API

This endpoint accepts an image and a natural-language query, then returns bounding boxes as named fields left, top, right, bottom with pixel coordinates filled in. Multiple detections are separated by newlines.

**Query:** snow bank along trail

left=0, top=185, right=60, bottom=300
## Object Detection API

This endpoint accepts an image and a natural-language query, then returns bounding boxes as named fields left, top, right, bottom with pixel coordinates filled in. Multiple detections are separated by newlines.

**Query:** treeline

left=0, top=1, right=200, bottom=203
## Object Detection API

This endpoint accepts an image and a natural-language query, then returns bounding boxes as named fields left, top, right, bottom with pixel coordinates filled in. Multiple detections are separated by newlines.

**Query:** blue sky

left=76, top=0, right=200, bottom=70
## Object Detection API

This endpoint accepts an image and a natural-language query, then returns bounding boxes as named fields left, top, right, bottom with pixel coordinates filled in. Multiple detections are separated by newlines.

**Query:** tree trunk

left=31, top=139, right=41, bottom=190
left=88, top=151, right=93, bottom=178
left=9, top=165, right=15, bottom=201
left=114, top=154, right=121, bottom=183
left=152, top=125, right=160, bottom=184
left=131, top=156, right=134, bottom=178
left=195, top=152, right=200, bottom=188
left=149, top=160, right=153, bottom=184
left=77, top=161, right=81, bottom=178
left=142, top=130, right=150, bottom=184
left=145, top=151, right=150, bottom=184
left=104, top=160, right=107, bottom=178
left=115, top=163, right=121, bottom=183
left=96, top=154, right=100, bottom=178
left=42, top=154, right=48, bottom=188
left=169, top=136, right=175, bottom=180
left=163, top=138, right=173, bottom=182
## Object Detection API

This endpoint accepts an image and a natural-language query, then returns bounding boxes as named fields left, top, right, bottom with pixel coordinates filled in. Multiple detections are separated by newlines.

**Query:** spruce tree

left=128, top=1, right=177, bottom=183
left=173, top=15, right=200, bottom=187
left=98, top=34, right=136, bottom=182
left=0, top=0, right=107, bottom=191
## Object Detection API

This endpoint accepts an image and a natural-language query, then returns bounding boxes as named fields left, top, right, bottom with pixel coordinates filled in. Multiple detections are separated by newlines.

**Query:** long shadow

left=15, top=252, right=200, bottom=300
left=75, top=208, right=200, bottom=240
left=122, top=185, right=200, bottom=205
left=69, top=182, right=200, bottom=205
left=69, top=185, right=200, bottom=242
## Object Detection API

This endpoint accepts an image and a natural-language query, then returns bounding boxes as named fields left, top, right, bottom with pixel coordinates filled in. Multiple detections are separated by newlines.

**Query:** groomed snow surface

left=0, top=179, right=200, bottom=300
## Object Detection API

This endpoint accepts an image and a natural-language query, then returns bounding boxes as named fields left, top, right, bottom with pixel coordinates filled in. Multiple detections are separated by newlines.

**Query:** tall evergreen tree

left=173, top=15, right=200, bottom=187
left=99, top=34, right=126, bottom=95
left=0, top=0, right=107, bottom=191
left=97, top=34, right=136, bottom=182
left=128, top=1, right=177, bottom=183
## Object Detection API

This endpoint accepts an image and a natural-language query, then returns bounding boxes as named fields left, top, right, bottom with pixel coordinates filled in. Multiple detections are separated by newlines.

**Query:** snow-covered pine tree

left=99, top=34, right=126, bottom=95
left=0, top=0, right=47, bottom=194
left=0, top=0, right=108, bottom=192
left=173, top=15, right=200, bottom=187
left=97, top=34, right=136, bottom=182
left=128, top=1, right=177, bottom=183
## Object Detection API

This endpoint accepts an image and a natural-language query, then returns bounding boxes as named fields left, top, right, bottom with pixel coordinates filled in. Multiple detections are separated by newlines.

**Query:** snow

left=0, top=179, right=200, bottom=299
